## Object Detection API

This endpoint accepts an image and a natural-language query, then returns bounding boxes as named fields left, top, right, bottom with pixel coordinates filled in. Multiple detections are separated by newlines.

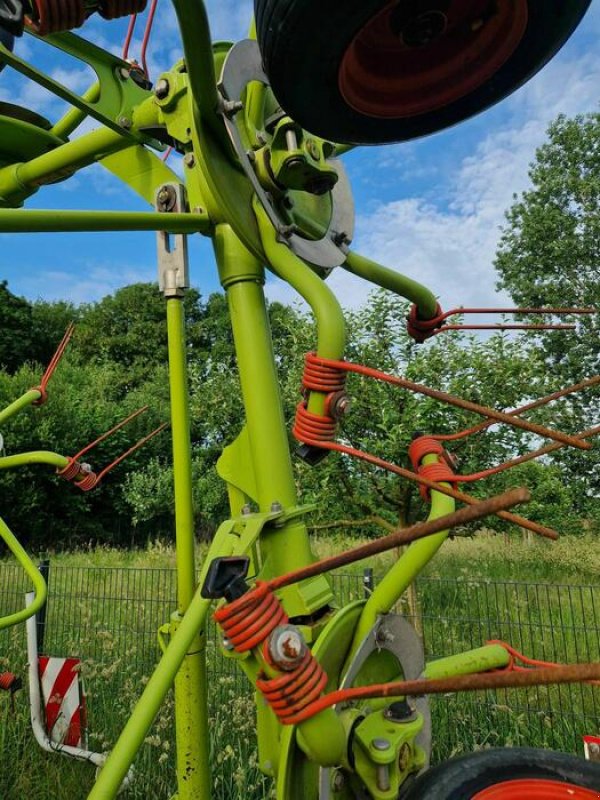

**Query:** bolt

left=398, top=743, right=411, bottom=772
left=332, top=230, right=351, bottom=247
left=270, top=501, right=283, bottom=513
left=268, top=625, right=306, bottom=670
left=222, top=99, right=243, bottom=117
left=285, top=128, right=298, bottom=151
left=154, top=78, right=170, bottom=99
left=372, top=738, right=391, bottom=751
left=375, top=628, right=390, bottom=645
left=241, top=504, right=252, bottom=516
left=331, top=770, right=346, bottom=792
left=156, top=184, right=177, bottom=212
left=118, top=66, right=130, bottom=80
left=278, top=224, right=296, bottom=239
left=375, top=764, right=391, bottom=792
left=183, top=152, right=195, bottom=169
left=118, top=116, right=132, bottom=129
left=222, top=636, right=234, bottom=651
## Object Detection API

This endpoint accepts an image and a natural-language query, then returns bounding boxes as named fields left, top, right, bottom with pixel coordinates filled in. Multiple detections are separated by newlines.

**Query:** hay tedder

left=0, top=1, right=599, bottom=797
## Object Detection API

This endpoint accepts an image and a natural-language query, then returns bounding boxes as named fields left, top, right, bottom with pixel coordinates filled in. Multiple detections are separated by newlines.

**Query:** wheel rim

left=338, top=0, right=528, bottom=119
left=472, top=778, right=600, bottom=799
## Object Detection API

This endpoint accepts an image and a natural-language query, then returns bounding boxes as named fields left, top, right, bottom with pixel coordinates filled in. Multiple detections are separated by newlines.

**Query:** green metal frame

left=0, top=5, right=515, bottom=799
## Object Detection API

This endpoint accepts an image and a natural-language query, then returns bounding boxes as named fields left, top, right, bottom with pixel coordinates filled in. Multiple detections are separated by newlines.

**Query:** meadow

left=0, top=532, right=598, bottom=799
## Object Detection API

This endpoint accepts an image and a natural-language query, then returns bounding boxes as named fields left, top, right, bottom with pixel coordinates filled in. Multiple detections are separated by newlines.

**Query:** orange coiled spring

left=293, top=352, right=347, bottom=445
left=214, top=582, right=287, bottom=653
left=257, top=648, right=328, bottom=725
left=27, top=0, right=85, bottom=35
left=99, top=0, right=147, bottom=20
left=293, top=402, right=337, bottom=444
left=302, top=352, right=346, bottom=393
left=408, top=436, right=458, bottom=500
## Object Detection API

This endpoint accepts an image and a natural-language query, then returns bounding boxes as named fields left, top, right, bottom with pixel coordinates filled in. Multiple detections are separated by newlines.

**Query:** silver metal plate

left=218, top=39, right=354, bottom=269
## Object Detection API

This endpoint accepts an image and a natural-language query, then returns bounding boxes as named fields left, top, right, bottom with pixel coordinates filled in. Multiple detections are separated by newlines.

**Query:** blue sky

left=0, top=1, right=598, bottom=311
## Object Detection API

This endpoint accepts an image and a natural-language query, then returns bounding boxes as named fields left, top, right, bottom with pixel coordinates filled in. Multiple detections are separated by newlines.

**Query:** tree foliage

left=495, top=112, right=599, bottom=505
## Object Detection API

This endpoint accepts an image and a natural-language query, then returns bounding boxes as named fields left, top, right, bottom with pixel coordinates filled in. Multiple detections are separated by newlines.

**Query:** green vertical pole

left=213, top=224, right=331, bottom=617
left=166, top=296, right=211, bottom=800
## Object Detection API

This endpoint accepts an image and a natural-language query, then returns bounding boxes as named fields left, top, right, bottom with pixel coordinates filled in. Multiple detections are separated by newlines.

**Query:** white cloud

left=19, top=263, right=154, bottom=304
left=344, top=48, right=600, bottom=312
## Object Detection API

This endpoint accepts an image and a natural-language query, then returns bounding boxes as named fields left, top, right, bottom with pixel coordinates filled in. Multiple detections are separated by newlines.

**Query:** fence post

left=363, top=568, right=374, bottom=598
left=36, top=559, right=50, bottom=654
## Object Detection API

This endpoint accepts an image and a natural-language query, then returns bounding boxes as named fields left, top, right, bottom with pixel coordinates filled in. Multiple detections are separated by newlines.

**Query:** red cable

left=122, top=14, right=138, bottom=60
left=140, top=0, right=159, bottom=77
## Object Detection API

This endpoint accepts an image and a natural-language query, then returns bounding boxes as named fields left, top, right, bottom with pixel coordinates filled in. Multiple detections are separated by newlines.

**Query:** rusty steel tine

left=270, top=488, right=530, bottom=590
left=436, top=375, right=600, bottom=442
left=335, top=360, right=591, bottom=452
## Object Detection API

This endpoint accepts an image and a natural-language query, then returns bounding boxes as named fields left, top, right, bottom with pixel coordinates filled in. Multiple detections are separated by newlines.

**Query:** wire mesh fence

left=1, top=562, right=598, bottom=798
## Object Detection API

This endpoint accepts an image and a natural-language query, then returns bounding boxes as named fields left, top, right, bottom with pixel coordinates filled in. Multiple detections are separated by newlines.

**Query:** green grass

left=0, top=534, right=598, bottom=799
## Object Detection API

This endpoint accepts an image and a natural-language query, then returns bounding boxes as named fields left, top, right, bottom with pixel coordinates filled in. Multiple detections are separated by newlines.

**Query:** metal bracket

left=217, top=39, right=354, bottom=270
left=155, top=183, right=190, bottom=297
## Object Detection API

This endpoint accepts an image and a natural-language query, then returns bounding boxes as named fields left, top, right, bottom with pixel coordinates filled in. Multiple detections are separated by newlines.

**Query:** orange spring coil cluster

left=214, top=582, right=329, bottom=724
left=27, top=0, right=146, bottom=34
left=99, top=0, right=147, bottom=20
left=408, top=436, right=458, bottom=500
left=28, top=0, right=85, bottom=35
left=57, top=459, right=98, bottom=491
left=293, top=353, right=347, bottom=444
left=406, top=302, right=443, bottom=343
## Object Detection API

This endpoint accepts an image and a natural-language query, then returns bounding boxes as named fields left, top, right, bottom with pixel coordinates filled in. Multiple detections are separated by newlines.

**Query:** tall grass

left=0, top=534, right=598, bottom=799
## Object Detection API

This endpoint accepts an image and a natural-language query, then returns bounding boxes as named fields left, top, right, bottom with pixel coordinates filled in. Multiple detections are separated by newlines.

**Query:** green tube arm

left=0, top=209, right=210, bottom=234
left=89, top=590, right=213, bottom=799
left=0, top=451, right=69, bottom=471
left=0, top=389, right=42, bottom=426
left=343, top=250, right=439, bottom=320
left=424, top=644, right=511, bottom=680
left=0, top=517, right=47, bottom=631
left=51, top=82, right=101, bottom=140
left=255, top=201, right=345, bottom=359
left=170, top=0, right=218, bottom=125
left=255, top=200, right=346, bottom=417
left=345, top=453, right=454, bottom=666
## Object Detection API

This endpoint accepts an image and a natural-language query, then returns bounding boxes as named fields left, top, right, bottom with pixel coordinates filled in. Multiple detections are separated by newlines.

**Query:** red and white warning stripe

left=38, top=656, right=86, bottom=747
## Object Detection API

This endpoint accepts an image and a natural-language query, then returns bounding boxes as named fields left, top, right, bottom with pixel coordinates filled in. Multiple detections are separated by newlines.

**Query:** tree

left=495, top=112, right=599, bottom=506
left=0, top=281, right=33, bottom=372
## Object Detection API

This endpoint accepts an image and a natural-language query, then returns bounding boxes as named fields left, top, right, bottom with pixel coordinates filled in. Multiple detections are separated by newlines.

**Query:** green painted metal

left=100, top=145, right=185, bottom=207
left=1, top=31, right=152, bottom=137
left=424, top=644, right=511, bottom=679
left=166, top=296, right=211, bottom=799
left=344, top=251, right=439, bottom=320
left=352, top=707, right=425, bottom=799
left=255, top=199, right=345, bottom=418
left=0, top=516, right=47, bottom=630
left=0, top=127, right=131, bottom=206
left=0, top=114, right=64, bottom=167
left=0, top=208, right=210, bottom=233
left=90, top=586, right=213, bottom=799
left=0, top=451, right=69, bottom=471
left=0, top=389, right=42, bottom=425
left=51, top=82, right=101, bottom=140
left=346, top=453, right=455, bottom=666
left=213, top=223, right=333, bottom=617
